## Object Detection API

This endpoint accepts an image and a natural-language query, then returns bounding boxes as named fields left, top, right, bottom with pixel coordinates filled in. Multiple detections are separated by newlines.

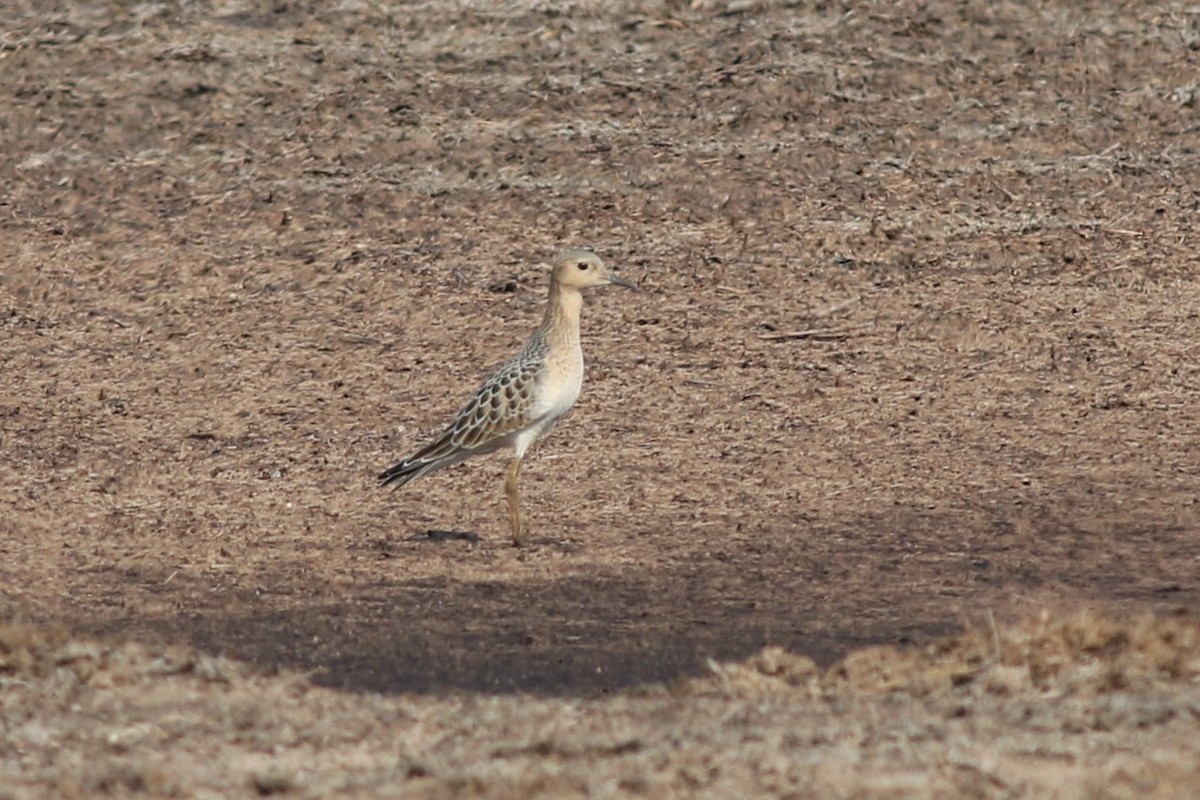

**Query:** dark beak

left=608, top=274, right=640, bottom=291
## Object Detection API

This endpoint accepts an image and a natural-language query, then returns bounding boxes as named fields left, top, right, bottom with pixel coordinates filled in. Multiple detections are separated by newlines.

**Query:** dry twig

left=759, top=323, right=874, bottom=342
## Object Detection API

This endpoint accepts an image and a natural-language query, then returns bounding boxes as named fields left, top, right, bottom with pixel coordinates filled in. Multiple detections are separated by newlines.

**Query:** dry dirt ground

left=5, top=614, right=1200, bottom=798
left=2, top=0, right=1200, bottom=796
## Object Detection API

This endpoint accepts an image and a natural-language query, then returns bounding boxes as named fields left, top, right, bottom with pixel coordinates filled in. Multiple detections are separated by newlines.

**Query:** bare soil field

left=2, top=0, right=1199, bottom=796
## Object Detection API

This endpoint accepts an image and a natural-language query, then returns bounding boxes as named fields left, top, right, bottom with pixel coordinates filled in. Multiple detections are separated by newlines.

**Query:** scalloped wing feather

left=378, top=353, right=543, bottom=487
left=451, top=358, right=540, bottom=448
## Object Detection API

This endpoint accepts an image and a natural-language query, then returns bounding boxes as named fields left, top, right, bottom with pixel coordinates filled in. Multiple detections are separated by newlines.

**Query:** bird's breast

left=533, top=342, right=583, bottom=421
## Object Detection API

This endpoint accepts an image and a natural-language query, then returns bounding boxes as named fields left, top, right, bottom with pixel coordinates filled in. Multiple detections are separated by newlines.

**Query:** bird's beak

left=608, top=274, right=640, bottom=291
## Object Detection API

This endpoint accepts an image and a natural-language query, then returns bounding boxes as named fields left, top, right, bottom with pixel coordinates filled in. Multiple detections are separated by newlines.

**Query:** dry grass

left=4, top=612, right=1200, bottom=798
left=712, top=611, right=1200, bottom=699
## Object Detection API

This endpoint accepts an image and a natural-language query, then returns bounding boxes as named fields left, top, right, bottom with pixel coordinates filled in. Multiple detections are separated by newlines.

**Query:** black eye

left=577, top=261, right=589, bottom=270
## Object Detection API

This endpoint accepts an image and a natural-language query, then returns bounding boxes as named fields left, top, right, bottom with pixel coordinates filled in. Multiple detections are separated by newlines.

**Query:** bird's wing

left=446, top=354, right=543, bottom=449
left=379, top=354, right=543, bottom=486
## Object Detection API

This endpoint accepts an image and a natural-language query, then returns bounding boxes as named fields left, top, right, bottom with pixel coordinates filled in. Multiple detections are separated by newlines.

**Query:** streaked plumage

left=379, top=249, right=636, bottom=545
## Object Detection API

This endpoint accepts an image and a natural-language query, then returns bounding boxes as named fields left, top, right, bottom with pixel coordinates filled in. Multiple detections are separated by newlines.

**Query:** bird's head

left=551, top=250, right=638, bottom=291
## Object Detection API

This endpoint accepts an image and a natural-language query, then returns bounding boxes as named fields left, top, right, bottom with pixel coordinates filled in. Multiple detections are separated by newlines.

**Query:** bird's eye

left=577, top=261, right=589, bottom=270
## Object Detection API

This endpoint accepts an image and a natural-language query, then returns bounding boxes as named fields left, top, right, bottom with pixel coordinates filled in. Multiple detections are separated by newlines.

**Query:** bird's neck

left=542, top=279, right=584, bottom=346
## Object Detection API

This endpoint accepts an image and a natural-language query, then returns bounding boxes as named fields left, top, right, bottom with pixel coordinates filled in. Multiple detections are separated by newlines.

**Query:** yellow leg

left=505, top=458, right=527, bottom=547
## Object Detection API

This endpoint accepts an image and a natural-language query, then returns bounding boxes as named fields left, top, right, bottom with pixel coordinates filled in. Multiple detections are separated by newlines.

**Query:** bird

left=379, top=249, right=637, bottom=546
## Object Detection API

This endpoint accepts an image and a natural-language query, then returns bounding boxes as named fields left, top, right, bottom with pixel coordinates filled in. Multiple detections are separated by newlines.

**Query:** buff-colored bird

left=379, top=250, right=636, bottom=545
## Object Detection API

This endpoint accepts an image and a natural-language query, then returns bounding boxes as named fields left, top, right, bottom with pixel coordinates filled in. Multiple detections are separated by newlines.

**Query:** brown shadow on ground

left=77, top=568, right=957, bottom=696
left=39, top=500, right=1197, bottom=697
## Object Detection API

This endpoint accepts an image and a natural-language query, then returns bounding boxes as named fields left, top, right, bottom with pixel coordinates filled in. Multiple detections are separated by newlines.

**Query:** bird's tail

left=378, top=458, right=436, bottom=489
left=378, top=429, right=464, bottom=489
